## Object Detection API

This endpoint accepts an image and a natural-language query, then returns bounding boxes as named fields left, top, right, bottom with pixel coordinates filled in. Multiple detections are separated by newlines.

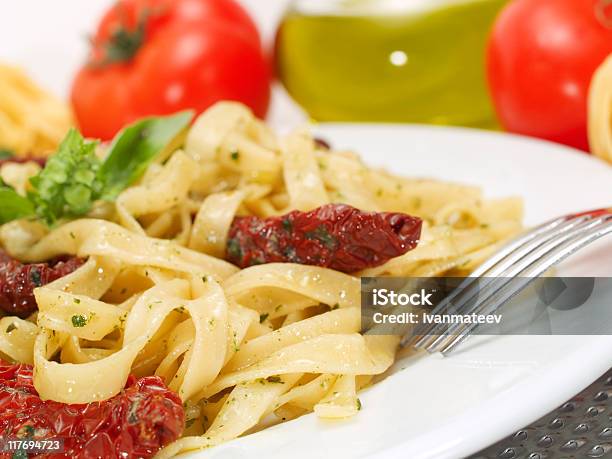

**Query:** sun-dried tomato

left=226, top=203, right=422, bottom=273
left=0, top=251, right=85, bottom=318
left=0, top=361, right=184, bottom=459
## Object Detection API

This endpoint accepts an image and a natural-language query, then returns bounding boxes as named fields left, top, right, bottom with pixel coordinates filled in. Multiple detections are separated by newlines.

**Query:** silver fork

left=403, top=207, right=612, bottom=355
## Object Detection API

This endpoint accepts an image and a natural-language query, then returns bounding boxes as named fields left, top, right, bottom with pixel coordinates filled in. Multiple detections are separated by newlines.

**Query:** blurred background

left=0, top=0, right=303, bottom=131
left=0, top=0, right=288, bottom=92
left=0, top=0, right=610, bottom=160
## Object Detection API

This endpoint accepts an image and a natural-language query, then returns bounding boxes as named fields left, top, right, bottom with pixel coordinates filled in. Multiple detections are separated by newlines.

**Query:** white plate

left=183, top=124, right=612, bottom=459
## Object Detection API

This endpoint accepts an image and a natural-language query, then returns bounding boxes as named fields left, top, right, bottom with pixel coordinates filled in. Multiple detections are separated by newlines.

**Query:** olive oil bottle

left=276, top=0, right=508, bottom=128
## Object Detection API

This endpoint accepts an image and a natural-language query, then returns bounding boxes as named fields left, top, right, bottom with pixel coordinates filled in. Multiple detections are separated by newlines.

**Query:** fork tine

left=409, top=216, right=572, bottom=346
left=424, top=215, right=611, bottom=351
left=435, top=217, right=612, bottom=354
left=478, top=216, right=595, bottom=276
left=408, top=214, right=597, bottom=348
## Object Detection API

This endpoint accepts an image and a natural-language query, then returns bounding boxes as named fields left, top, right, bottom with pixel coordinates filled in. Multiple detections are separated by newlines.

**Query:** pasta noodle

left=0, top=101, right=523, bottom=456
left=0, top=63, right=73, bottom=156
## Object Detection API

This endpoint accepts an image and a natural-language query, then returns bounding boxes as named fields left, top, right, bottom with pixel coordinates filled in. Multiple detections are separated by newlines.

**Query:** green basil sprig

left=0, top=111, right=193, bottom=225
left=98, top=111, right=193, bottom=200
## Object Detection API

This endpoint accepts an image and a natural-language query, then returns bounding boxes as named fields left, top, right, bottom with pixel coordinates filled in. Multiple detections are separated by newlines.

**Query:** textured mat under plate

left=472, top=368, right=612, bottom=459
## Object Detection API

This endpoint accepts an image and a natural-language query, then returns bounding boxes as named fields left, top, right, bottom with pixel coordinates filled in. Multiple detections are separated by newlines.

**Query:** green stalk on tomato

left=71, top=0, right=271, bottom=140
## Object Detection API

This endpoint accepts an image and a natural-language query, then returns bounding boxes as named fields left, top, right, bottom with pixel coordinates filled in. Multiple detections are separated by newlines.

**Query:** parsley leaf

left=13, top=111, right=194, bottom=226
left=0, top=186, right=35, bottom=224
left=71, top=314, right=88, bottom=327
left=97, top=111, right=193, bottom=200
left=28, top=129, right=102, bottom=225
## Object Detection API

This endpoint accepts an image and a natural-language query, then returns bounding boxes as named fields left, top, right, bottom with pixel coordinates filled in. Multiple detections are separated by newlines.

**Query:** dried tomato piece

left=0, top=361, right=184, bottom=459
left=226, top=203, right=422, bottom=273
left=0, top=251, right=85, bottom=318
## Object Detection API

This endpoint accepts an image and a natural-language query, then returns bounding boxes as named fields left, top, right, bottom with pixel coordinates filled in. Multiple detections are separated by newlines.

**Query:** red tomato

left=487, top=0, right=612, bottom=151
left=71, top=0, right=270, bottom=140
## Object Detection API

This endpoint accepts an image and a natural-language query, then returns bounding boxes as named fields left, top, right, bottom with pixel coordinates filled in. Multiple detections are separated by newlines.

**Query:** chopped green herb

left=202, top=276, right=208, bottom=283
left=5, top=323, right=16, bottom=333
left=305, top=225, right=337, bottom=249
left=356, top=398, right=362, bottom=411
left=28, top=129, right=102, bottom=225
left=266, top=376, right=283, bottom=384
left=185, top=419, right=195, bottom=428
left=275, top=304, right=283, bottom=312
left=232, top=331, right=240, bottom=352
left=259, top=313, right=269, bottom=323
left=331, top=303, right=340, bottom=310
left=282, top=218, right=292, bottom=232
left=226, top=238, right=242, bottom=260
left=230, top=150, right=240, bottom=161
left=11, top=449, right=28, bottom=459
left=71, top=314, right=88, bottom=327
left=30, top=268, right=42, bottom=287
left=20, top=424, right=35, bottom=438
left=73, top=298, right=81, bottom=304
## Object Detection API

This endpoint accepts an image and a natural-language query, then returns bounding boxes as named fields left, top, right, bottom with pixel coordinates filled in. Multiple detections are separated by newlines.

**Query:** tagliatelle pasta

left=0, top=101, right=523, bottom=456
left=0, top=63, right=74, bottom=156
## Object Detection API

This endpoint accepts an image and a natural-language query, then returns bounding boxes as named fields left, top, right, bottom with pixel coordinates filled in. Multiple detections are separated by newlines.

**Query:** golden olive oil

left=276, top=0, right=508, bottom=128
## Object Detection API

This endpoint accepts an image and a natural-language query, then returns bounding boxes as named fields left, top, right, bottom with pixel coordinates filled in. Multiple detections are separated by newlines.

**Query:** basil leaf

left=97, top=110, right=193, bottom=200
left=0, top=186, right=35, bottom=224
left=28, top=129, right=102, bottom=225
left=0, top=149, right=15, bottom=160
left=1, top=111, right=193, bottom=227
